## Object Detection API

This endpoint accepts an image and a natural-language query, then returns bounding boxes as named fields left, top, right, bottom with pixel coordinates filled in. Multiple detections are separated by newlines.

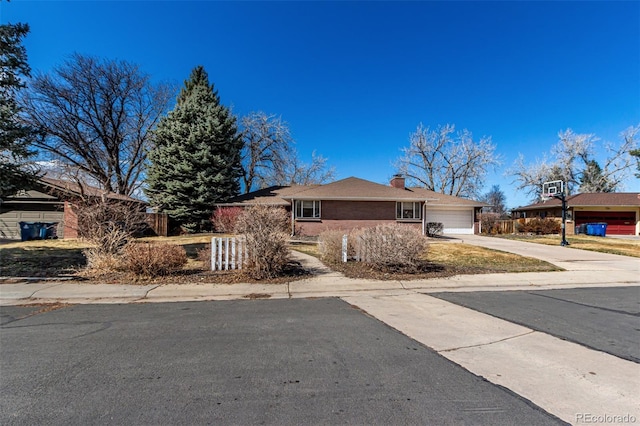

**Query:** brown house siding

left=294, top=200, right=422, bottom=235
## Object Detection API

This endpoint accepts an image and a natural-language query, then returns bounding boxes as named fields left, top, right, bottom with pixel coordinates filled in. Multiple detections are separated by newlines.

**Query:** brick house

left=512, top=193, right=640, bottom=235
left=218, top=176, right=487, bottom=236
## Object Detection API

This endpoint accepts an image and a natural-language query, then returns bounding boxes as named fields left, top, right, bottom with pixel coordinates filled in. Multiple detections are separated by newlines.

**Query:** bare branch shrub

left=516, top=218, right=561, bottom=235
left=425, top=222, right=444, bottom=237
left=318, top=230, right=351, bottom=264
left=479, top=213, right=501, bottom=235
left=120, top=242, right=187, bottom=277
left=197, top=243, right=211, bottom=269
left=211, top=207, right=243, bottom=233
left=352, top=224, right=427, bottom=270
left=234, top=205, right=290, bottom=279
left=82, top=248, right=122, bottom=274
left=74, top=198, right=148, bottom=254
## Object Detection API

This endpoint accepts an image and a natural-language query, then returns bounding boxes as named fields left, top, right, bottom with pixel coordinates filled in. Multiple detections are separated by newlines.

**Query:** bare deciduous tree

left=241, top=111, right=293, bottom=191
left=21, top=53, right=173, bottom=196
left=481, top=184, right=508, bottom=217
left=240, top=111, right=335, bottom=191
left=280, top=149, right=335, bottom=186
left=509, top=126, right=639, bottom=201
left=395, top=123, right=500, bottom=198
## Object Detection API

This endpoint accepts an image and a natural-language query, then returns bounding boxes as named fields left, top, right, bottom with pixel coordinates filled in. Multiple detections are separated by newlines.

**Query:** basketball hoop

left=541, top=180, right=564, bottom=202
left=541, top=180, right=569, bottom=246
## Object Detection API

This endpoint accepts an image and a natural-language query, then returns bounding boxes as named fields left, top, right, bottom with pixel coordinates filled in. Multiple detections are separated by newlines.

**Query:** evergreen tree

left=0, top=22, right=38, bottom=197
left=579, top=160, right=615, bottom=193
left=631, top=149, right=640, bottom=179
left=145, top=66, right=242, bottom=232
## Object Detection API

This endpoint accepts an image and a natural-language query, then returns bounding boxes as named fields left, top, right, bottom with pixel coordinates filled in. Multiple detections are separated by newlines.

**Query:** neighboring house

left=0, top=178, right=144, bottom=240
left=512, top=193, right=640, bottom=235
left=218, top=176, right=487, bottom=236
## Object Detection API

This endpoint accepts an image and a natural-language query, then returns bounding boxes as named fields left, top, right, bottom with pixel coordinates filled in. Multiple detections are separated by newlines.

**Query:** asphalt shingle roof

left=222, top=177, right=487, bottom=207
left=514, top=192, right=640, bottom=211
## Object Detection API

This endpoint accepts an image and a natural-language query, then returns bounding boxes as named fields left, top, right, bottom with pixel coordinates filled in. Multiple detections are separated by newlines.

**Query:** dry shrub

left=74, top=198, right=148, bottom=254
left=425, top=222, right=444, bottom=237
left=517, top=218, right=561, bottom=235
left=197, top=243, right=211, bottom=269
left=234, top=205, right=290, bottom=279
left=211, top=207, right=243, bottom=233
left=120, top=242, right=187, bottom=277
left=353, top=224, right=427, bottom=270
left=318, top=229, right=351, bottom=264
left=83, top=248, right=122, bottom=274
left=479, top=213, right=501, bottom=235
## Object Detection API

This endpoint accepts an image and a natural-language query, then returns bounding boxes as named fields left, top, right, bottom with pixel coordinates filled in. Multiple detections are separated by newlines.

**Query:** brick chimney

left=390, top=174, right=405, bottom=189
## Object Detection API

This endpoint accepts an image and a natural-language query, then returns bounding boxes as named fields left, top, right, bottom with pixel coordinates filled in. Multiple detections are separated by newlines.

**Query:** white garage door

left=425, top=208, right=474, bottom=234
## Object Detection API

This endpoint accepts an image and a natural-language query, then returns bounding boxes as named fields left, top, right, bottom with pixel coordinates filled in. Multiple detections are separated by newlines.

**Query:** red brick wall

left=294, top=200, right=422, bottom=236
left=63, top=202, right=78, bottom=239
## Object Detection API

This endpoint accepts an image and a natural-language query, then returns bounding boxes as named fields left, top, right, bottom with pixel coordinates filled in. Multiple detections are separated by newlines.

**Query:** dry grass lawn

left=497, top=234, right=640, bottom=258
left=292, top=240, right=559, bottom=280
left=1, top=234, right=559, bottom=282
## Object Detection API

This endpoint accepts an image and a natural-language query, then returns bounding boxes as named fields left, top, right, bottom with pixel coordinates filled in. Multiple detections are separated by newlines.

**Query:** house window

left=295, top=200, right=321, bottom=219
left=396, top=202, right=421, bottom=220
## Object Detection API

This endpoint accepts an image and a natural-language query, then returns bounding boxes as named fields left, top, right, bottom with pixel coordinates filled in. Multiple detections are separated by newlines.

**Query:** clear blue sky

left=3, top=0, right=639, bottom=208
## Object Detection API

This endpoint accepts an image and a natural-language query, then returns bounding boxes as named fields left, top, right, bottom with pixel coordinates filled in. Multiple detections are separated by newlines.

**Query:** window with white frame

left=295, top=200, right=321, bottom=219
left=396, top=202, right=421, bottom=220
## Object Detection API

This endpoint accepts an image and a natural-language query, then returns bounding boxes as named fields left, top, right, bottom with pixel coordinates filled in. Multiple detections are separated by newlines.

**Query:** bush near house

left=121, top=242, right=188, bottom=277
left=234, top=205, right=290, bottom=279
left=479, top=213, right=501, bottom=235
left=515, top=217, right=561, bottom=235
left=352, top=224, right=428, bottom=270
left=318, top=229, right=352, bottom=264
left=425, top=222, right=444, bottom=237
left=211, top=207, right=243, bottom=233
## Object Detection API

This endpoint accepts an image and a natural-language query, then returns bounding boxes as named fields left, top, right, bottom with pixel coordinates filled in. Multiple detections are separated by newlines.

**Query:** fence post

left=211, top=237, right=216, bottom=271
left=342, top=234, right=348, bottom=262
left=223, top=238, right=228, bottom=270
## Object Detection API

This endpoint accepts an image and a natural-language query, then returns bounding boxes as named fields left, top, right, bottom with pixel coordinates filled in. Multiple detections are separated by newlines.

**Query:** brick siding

left=294, top=200, right=422, bottom=235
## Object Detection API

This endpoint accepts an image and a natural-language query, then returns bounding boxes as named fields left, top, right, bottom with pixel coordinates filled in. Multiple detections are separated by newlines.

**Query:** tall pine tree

left=0, top=23, right=38, bottom=197
left=145, top=66, right=242, bottom=232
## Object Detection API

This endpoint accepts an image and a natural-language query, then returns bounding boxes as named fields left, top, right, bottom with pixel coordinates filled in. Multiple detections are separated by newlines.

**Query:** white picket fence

left=211, top=237, right=247, bottom=271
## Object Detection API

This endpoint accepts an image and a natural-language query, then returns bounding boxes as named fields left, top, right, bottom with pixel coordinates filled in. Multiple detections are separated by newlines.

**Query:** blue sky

left=2, top=0, right=639, bottom=208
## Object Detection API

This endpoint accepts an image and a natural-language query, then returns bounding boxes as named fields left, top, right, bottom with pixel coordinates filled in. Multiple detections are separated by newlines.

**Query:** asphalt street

left=431, top=286, right=640, bottom=363
left=0, top=299, right=564, bottom=425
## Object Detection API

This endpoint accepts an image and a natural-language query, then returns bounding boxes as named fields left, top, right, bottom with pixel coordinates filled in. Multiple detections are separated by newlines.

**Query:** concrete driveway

left=449, top=234, right=640, bottom=273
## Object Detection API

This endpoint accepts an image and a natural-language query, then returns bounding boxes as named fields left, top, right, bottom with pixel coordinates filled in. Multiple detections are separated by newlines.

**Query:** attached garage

left=0, top=204, right=64, bottom=239
left=425, top=207, right=475, bottom=234
left=0, top=185, right=66, bottom=239
left=513, top=192, right=640, bottom=236
left=574, top=211, right=637, bottom=235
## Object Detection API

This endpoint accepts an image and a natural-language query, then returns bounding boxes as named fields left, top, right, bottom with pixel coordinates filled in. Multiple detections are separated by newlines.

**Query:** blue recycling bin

left=19, top=222, right=39, bottom=241
left=41, top=222, right=59, bottom=239
left=594, top=222, right=607, bottom=237
left=585, top=223, right=607, bottom=237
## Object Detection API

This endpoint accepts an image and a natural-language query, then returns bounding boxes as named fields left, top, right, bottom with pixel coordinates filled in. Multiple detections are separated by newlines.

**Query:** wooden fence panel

left=146, top=213, right=168, bottom=237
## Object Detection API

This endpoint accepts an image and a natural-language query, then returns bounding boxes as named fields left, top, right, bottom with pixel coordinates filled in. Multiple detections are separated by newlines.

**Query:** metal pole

left=556, top=194, right=570, bottom=246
